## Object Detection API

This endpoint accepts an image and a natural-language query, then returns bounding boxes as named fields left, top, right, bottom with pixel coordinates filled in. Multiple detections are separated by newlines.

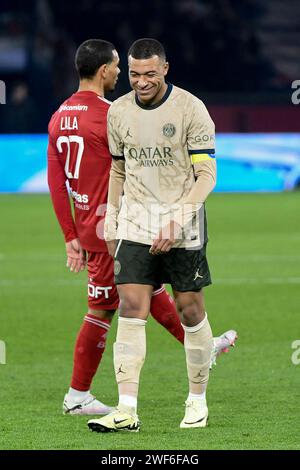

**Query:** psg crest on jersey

left=163, top=123, right=176, bottom=137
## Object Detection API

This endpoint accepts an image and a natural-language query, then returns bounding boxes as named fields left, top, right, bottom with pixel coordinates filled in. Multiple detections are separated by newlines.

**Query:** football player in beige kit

left=88, top=38, right=230, bottom=432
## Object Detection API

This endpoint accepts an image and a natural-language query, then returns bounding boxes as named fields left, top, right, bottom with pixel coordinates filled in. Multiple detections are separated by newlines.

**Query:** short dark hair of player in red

left=75, top=39, right=116, bottom=79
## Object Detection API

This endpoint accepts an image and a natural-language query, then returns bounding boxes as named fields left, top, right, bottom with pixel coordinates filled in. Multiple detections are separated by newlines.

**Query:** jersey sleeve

left=107, top=104, right=125, bottom=160
left=172, top=97, right=216, bottom=229
left=186, top=96, right=216, bottom=165
left=47, top=118, right=58, bottom=157
left=47, top=133, right=78, bottom=243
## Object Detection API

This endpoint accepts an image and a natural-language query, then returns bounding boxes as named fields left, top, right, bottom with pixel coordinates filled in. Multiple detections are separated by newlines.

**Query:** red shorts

left=87, top=251, right=119, bottom=311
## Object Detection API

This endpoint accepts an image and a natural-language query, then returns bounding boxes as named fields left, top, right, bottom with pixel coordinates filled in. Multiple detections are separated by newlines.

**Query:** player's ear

left=97, top=63, right=107, bottom=79
left=163, top=62, right=169, bottom=76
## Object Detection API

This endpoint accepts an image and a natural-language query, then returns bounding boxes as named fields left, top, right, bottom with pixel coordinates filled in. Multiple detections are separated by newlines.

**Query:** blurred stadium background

left=0, top=0, right=300, bottom=450
left=0, top=0, right=300, bottom=190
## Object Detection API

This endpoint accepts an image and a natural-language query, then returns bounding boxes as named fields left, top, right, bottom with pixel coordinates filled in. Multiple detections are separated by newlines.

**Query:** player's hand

left=65, top=238, right=86, bottom=273
left=149, top=221, right=183, bottom=255
left=106, top=240, right=117, bottom=258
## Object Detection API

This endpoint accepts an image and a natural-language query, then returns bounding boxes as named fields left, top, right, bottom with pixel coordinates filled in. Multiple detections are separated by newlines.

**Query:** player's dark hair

left=75, top=39, right=115, bottom=79
left=128, top=38, right=166, bottom=61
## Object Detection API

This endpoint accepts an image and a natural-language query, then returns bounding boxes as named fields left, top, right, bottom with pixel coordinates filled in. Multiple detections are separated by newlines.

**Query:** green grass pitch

left=0, top=192, right=299, bottom=450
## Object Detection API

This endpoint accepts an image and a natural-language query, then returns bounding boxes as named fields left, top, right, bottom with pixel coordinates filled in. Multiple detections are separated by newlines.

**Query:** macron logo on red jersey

left=59, top=104, right=88, bottom=112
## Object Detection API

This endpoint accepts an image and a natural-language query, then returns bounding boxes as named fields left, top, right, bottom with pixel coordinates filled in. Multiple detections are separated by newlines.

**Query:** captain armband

left=189, top=149, right=215, bottom=165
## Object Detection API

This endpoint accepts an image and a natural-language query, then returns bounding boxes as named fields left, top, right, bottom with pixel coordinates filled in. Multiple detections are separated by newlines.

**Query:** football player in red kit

left=47, top=39, right=237, bottom=415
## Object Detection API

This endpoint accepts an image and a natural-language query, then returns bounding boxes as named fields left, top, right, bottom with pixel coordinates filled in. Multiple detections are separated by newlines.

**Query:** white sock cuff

left=181, top=313, right=208, bottom=333
left=118, top=316, right=147, bottom=327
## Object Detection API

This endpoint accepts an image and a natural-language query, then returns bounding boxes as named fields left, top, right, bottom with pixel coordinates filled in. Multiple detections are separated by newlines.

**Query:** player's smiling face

left=104, top=50, right=120, bottom=92
left=128, top=55, right=169, bottom=105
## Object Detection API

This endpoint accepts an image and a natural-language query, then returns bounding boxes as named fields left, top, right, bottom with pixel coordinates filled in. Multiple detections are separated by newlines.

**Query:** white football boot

left=180, top=399, right=209, bottom=428
left=63, top=392, right=114, bottom=415
left=88, top=408, right=140, bottom=433
left=210, top=329, right=238, bottom=369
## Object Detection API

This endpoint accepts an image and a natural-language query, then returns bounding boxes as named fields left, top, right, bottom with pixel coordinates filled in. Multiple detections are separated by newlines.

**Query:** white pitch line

left=1, top=277, right=300, bottom=287
left=0, top=253, right=65, bottom=260
left=211, top=255, right=300, bottom=261
left=213, top=277, right=300, bottom=285
left=1, top=253, right=300, bottom=262
left=0, top=279, right=84, bottom=286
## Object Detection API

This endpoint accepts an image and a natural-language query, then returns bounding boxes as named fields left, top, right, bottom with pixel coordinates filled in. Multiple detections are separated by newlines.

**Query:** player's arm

left=173, top=155, right=216, bottom=224
left=47, top=136, right=86, bottom=272
left=104, top=105, right=125, bottom=257
left=150, top=99, right=216, bottom=255
left=177, top=97, right=216, bottom=217
left=150, top=158, right=216, bottom=254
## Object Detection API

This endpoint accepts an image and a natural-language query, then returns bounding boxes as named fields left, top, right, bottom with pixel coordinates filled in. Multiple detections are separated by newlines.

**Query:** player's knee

left=87, top=308, right=115, bottom=320
left=119, top=296, right=147, bottom=319
left=176, top=296, right=205, bottom=326
left=180, top=303, right=200, bottom=326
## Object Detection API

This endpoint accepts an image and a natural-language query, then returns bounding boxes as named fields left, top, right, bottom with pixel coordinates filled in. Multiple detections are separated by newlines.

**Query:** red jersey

left=48, top=91, right=112, bottom=252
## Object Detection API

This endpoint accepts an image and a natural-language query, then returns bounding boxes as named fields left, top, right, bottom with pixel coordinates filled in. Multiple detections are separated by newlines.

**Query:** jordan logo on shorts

left=194, top=269, right=204, bottom=281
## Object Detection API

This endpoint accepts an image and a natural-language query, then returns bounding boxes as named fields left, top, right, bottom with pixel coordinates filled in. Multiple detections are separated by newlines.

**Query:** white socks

left=119, top=394, right=138, bottom=414
left=68, top=387, right=90, bottom=401
left=187, top=392, right=206, bottom=403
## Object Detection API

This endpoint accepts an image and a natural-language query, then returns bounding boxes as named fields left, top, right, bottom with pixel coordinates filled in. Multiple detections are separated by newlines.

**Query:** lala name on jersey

left=60, top=116, right=78, bottom=130
left=128, top=146, right=174, bottom=167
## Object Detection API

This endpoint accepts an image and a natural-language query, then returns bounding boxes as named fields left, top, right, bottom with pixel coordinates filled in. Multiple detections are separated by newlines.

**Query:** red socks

left=150, top=286, right=184, bottom=344
left=70, top=314, right=111, bottom=391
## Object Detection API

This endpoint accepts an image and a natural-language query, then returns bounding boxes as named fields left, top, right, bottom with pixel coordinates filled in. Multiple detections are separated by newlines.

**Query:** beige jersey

left=107, top=83, right=216, bottom=248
